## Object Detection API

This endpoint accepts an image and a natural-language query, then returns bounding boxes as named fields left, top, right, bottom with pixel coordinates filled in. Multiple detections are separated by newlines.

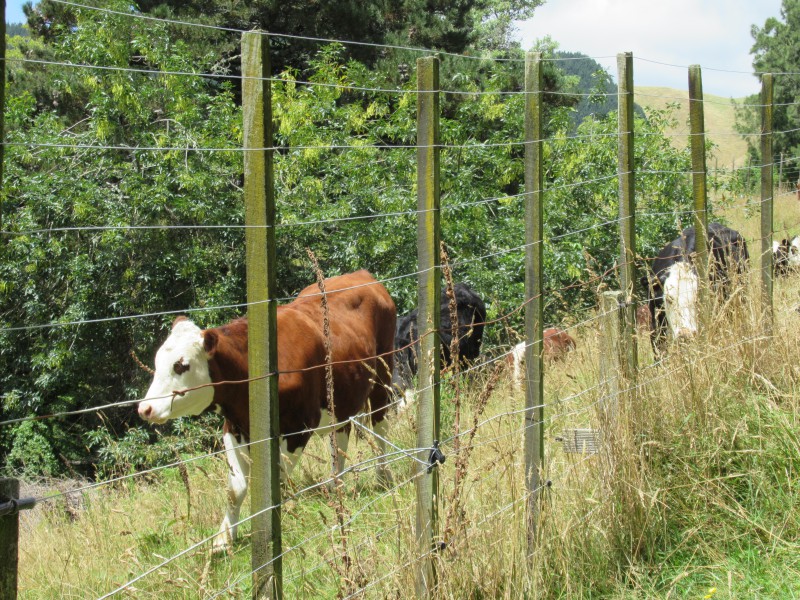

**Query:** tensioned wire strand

left=52, top=0, right=800, bottom=86
left=9, top=3, right=796, bottom=596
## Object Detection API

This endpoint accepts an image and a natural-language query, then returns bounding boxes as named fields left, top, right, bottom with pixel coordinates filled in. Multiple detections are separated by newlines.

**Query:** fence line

left=2, top=214, right=795, bottom=428
left=76, top=321, right=782, bottom=596
left=2, top=214, right=796, bottom=433
left=5, top=7, right=800, bottom=596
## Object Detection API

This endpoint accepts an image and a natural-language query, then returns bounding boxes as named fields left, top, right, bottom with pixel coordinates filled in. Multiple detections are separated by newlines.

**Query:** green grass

left=17, top=193, right=800, bottom=598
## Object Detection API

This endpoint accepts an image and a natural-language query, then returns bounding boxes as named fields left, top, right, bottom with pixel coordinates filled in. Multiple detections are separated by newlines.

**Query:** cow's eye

left=173, top=360, right=190, bottom=375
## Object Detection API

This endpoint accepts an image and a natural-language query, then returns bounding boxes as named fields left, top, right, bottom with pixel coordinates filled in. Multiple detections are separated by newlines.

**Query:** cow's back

left=291, top=270, right=396, bottom=418
left=293, top=270, right=396, bottom=356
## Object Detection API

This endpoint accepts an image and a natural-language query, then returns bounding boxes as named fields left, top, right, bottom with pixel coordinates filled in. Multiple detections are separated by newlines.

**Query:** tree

left=24, top=0, right=544, bottom=79
left=747, top=0, right=800, bottom=184
left=2, top=1, right=692, bottom=479
left=2, top=1, right=244, bottom=475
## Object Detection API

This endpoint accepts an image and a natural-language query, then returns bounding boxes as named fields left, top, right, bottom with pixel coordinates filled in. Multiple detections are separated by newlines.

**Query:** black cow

left=642, top=222, right=749, bottom=345
left=774, top=239, right=790, bottom=277
left=774, top=236, right=800, bottom=276
left=393, top=283, right=486, bottom=396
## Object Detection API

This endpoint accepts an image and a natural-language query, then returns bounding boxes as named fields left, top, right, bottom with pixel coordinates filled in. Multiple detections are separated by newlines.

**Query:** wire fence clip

left=427, top=440, right=446, bottom=473
left=0, top=496, right=37, bottom=517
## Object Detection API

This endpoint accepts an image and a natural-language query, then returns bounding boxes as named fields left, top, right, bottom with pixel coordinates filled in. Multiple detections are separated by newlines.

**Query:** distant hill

left=7, top=23, right=29, bottom=37
left=550, top=52, right=750, bottom=169
left=553, top=51, right=646, bottom=124
left=634, top=86, right=751, bottom=169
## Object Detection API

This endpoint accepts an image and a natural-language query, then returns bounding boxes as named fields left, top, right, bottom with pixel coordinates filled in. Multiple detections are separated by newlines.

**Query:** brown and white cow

left=507, top=327, right=576, bottom=389
left=137, top=270, right=396, bottom=551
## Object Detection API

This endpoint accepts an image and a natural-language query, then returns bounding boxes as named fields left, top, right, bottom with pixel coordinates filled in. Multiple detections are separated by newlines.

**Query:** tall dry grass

left=17, top=194, right=800, bottom=598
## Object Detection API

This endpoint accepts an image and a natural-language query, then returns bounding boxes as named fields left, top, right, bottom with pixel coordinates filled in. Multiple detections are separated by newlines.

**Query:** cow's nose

left=138, top=403, right=153, bottom=420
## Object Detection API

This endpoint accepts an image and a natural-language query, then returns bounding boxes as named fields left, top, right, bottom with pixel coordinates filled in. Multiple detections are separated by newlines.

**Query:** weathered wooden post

left=523, top=51, right=544, bottom=557
left=241, top=31, right=282, bottom=600
left=0, top=479, right=19, bottom=600
left=688, top=65, right=709, bottom=330
left=0, top=0, right=6, bottom=231
left=599, top=291, right=626, bottom=420
left=760, top=73, right=774, bottom=332
left=616, top=52, right=637, bottom=381
left=0, top=7, right=12, bottom=595
left=414, top=54, right=441, bottom=599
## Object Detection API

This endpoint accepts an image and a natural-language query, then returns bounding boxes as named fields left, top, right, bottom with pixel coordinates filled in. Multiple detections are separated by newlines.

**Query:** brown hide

left=635, top=305, right=652, bottom=331
left=203, top=270, right=396, bottom=453
left=542, top=327, right=576, bottom=360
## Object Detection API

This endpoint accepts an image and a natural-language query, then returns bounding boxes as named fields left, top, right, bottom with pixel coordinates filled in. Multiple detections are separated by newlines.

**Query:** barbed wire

left=9, top=5, right=800, bottom=596
left=19, top=271, right=792, bottom=597
left=3, top=207, right=795, bottom=430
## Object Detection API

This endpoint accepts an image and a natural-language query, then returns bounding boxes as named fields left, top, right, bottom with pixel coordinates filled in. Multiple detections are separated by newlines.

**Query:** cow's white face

left=663, top=261, right=699, bottom=338
left=138, top=319, right=214, bottom=424
left=789, top=236, right=800, bottom=268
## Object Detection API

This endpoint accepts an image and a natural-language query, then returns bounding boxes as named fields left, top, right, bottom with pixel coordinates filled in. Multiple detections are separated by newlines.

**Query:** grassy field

left=17, top=193, right=800, bottom=598
left=635, top=87, right=750, bottom=170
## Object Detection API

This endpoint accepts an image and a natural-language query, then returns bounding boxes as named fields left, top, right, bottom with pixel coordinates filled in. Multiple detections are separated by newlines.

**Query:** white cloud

left=514, top=0, right=783, bottom=97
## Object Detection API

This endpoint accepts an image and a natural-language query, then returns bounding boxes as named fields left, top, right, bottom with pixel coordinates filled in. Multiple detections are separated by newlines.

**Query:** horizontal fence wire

left=309, top=326, right=784, bottom=598
left=210, top=467, right=429, bottom=599
left=20, top=257, right=792, bottom=597
left=49, top=0, right=800, bottom=91
left=95, top=441, right=431, bottom=598
left=8, top=5, right=800, bottom=596
left=4, top=210, right=796, bottom=431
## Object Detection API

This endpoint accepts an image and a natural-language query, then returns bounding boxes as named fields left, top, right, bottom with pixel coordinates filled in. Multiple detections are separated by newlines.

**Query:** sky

left=514, top=0, right=784, bottom=98
left=6, top=0, right=25, bottom=25
left=5, top=0, right=785, bottom=98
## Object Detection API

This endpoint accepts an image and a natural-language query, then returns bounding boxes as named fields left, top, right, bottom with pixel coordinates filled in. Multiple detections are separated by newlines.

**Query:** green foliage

left=741, top=0, right=800, bottom=184
left=24, top=0, right=544, bottom=87
left=2, top=5, right=693, bottom=478
left=6, top=420, right=63, bottom=477
left=84, top=413, right=221, bottom=478
left=7, top=23, right=29, bottom=37
left=1, top=2, right=244, bottom=475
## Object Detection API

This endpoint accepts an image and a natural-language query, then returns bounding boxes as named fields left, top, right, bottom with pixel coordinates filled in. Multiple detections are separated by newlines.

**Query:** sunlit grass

left=18, top=192, right=800, bottom=598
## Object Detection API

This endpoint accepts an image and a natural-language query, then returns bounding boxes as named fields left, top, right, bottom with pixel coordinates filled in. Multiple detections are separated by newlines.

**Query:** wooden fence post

left=616, top=52, right=637, bottom=381
left=0, top=479, right=19, bottom=600
left=414, top=54, right=441, bottom=599
left=241, top=31, right=282, bottom=600
left=0, top=0, right=6, bottom=231
left=599, top=292, right=626, bottom=420
left=523, top=51, right=544, bottom=558
left=760, top=73, right=774, bottom=332
left=1, top=8, right=13, bottom=596
left=688, top=65, right=709, bottom=331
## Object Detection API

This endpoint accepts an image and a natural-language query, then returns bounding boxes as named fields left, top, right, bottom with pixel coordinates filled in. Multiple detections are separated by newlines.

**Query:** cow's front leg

left=280, top=437, right=305, bottom=484
left=213, top=429, right=250, bottom=553
left=373, top=418, right=393, bottom=488
left=330, top=426, right=350, bottom=476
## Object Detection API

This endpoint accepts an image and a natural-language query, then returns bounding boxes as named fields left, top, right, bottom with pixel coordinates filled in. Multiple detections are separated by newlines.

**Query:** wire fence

left=3, top=3, right=800, bottom=598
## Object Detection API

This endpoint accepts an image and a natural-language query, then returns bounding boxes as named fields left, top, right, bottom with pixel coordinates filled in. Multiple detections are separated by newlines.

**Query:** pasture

left=635, top=86, right=750, bottom=169
left=16, top=189, right=800, bottom=598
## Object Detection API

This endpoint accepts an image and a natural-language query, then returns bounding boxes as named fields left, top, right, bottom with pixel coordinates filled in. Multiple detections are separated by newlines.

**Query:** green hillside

left=635, top=86, right=751, bottom=170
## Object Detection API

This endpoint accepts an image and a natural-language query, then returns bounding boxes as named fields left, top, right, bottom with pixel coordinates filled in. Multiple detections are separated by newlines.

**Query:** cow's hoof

left=211, top=532, right=233, bottom=555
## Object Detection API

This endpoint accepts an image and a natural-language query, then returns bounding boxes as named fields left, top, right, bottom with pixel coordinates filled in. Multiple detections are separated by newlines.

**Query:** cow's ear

left=203, top=330, right=218, bottom=358
left=172, top=315, right=188, bottom=329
